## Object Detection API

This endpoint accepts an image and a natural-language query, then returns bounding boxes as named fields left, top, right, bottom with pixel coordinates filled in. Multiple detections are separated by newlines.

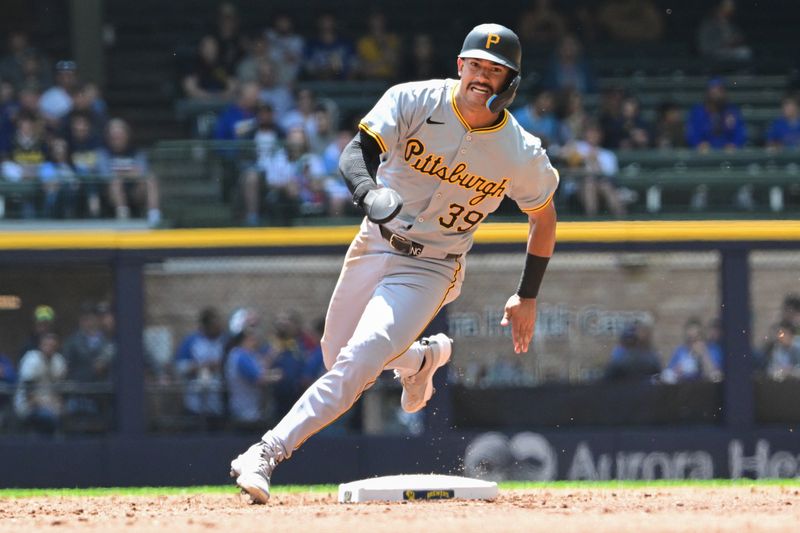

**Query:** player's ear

left=456, top=57, right=463, bottom=77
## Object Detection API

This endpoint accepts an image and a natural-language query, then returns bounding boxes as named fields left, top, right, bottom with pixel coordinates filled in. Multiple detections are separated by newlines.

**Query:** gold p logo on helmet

left=485, top=33, right=500, bottom=48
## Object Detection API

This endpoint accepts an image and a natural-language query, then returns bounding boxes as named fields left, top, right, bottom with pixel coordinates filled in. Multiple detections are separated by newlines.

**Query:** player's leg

left=385, top=254, right=464, bottom=376
left=269, top=254, right=462, bottom=454
left=319, top=221, right=386, bottom=371
left=232, top=255, right=462, bottom=503
left=324, top=222, right=462, bottom=375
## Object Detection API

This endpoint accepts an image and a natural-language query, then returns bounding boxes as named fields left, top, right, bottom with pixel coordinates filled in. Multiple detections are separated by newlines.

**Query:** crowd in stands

left=0, top=32, right=162, bottom=225
left=3, top=292, right=799, bottom=434
left=171, top=1, right=800, bottom=224
left=449, top=290, right=800, bottom=388
left=1, top=1, right=798, bottom=223
left=601, top=293, right=800, bottom=384
left=0, top=302, right=116, bottom=434
left=0, top=300, right=331, bottom=434
left=147, top=306, right=327, bottom=432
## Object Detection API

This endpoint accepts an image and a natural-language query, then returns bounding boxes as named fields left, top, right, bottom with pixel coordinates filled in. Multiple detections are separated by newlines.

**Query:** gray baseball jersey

left=360, top=78, right=559, bottom=255
left=242, top=78, right=560, bottom=469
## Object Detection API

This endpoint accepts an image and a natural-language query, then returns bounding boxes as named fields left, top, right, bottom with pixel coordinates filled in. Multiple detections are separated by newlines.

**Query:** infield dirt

left=2, top=486, right=799, bottom=532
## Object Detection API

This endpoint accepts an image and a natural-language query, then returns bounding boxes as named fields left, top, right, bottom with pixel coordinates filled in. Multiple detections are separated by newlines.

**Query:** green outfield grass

left=1, top=479, right=799, bottom=498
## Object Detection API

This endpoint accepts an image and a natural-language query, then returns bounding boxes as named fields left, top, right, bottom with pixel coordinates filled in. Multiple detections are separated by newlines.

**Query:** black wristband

left=516, top=253, right=550, bottom=299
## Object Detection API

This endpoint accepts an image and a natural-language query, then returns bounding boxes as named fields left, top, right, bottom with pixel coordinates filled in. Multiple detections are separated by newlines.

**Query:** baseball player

left=230, top=23, right=559, bottom=504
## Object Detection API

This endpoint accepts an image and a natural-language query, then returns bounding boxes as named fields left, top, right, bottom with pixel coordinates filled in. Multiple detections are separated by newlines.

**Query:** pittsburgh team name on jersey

left=403, top=138, right=508, bottom=206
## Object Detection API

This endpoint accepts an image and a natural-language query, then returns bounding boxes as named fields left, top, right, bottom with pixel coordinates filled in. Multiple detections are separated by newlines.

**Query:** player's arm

left=501, top=201, right=557, bottom=354
left=338, top=130, right=402, bottom=224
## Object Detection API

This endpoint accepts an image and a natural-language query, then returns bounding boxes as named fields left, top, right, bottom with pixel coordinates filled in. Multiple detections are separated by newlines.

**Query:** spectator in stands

left=15, top=50, right=51, bottom=91
left=766, top=94, right=800, bottom=150
left=597, top=0, right=664, bottom=43
left=0, top=352, right=17, bottom=386
left=356, top=12, right=401, bottom=81
left=238, top=102, right=283, bottom=226
left=705, top=317, right=725, bottom=370
left=543, top=35, right=595, bottom=95
left=697, top=0, right=753, bottom=64
left=62, top=303, right=114, bottom=385
left=14, top=333, right=66, bottom=434
left=95, top=300, right=116, bottom=343
left=516, top=0, right=567, bottom=47
left=321, top=128, right=356, bottom=216
left=557, top=88, right=589, bottom=145
left=39, top=137, right=80, bottom=218
left=269, top=312, right=307, bottom=419
left=0, top=31, right=50, bottom=90
left=288, top=309, right=317, bottom=353
left=280, top=87, right=327, bottom=142
left=761, top=321, right=800, bottom=381
left=604, top=321, right=662, bottom=381
left=662, top=317, right=723, bottom=383
left=0, top=351, right=16, bottom=420
left=39, top=60, right=79, bottom=125
left=322, top=126, right=353, bottom=177
left=1, top=111, right=47, bottom=218
left=265, top=14, right=305, bottom=87
left=236, top=34, right=272, bottom=85
left=686, top=77, right=747, bottom=151
left=68, top=112, right=104, bottom=217
left=225, top=307, right=272, bottom=429
left=18, top=305, right=57, bottom=358
left=309, top=103, right=337, bottom=154
left=780, top=294, right=800, bottom=346
left=16, top=83, right=41, bottom=118
left=98, top=118, right=162, bottom=226
left=252, top=101, right=284, bottom=156
left=182, top=35, right=236, bottom=101
left=653, top=101, right=686, bottom=149
left=213, top=2, right=246, bottom=75
left=300, top=317, right=326, bottom=390
left=0, top=81, right=14, bottom=155
left=255, top=60, right=294, bottom=126
left=616, top=96, right=651, bottom=150
left=512, top=90, right=561, bottom=148
left=401, top=34, right=448, bottom=82
left=303, top=13, right=357, bottom=81
left=241, top=125, right=327, bottom=226
left=63, top=82, right=107, bottom=137
left=214, top=81, right=259, bottom=141
left=561, top=121, right=626, bottom=218
left=598, top=86, right=626, bottom=148
left=175, top=307, right=226, bottom=427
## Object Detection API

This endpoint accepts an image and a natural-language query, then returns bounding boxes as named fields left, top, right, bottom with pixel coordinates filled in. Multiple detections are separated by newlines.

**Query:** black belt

left=379, top=225, right=461, bottom=260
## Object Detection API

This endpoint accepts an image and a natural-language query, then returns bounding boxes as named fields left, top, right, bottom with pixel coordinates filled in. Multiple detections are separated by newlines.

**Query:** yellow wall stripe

left=0, top=220, right=799, bottom=251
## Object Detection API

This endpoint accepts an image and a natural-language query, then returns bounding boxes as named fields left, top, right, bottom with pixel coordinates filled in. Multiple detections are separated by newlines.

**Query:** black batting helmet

left=459, top=23, right=522, bottom=113
left=459, top=23, right=521, bottom=74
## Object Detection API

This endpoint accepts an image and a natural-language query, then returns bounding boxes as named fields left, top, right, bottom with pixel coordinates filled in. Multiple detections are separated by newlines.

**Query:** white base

left=338, top=474, right=497, bottom=503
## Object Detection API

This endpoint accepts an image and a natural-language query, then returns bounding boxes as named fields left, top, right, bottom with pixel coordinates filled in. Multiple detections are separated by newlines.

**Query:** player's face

left=457, top=57, right=510, bottom=106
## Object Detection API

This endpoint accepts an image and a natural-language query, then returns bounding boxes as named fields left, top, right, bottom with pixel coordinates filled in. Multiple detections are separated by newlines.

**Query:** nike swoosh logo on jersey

left=426, top=117, right=445, bottom=125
